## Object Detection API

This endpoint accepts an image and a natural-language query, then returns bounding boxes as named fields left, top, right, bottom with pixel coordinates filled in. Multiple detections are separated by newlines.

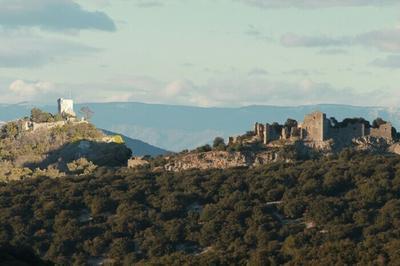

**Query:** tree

left=372, top=118, right=387, bottom=128
left=213, top=137, right=226, bottom=150
left=30, top=108, right=54, bottom=123
left=271, top=122, right=283, bottom=133
left=79, top=106, right=94, bottom=121
left=67, top=158, right=97, bottom=175
left=196, top=144, right=212, bottom=153
left=1, top=122, right=19, bottom=139
left=329, top=117, right=339, bottom=127
left=284, top=118, right=298, bottom=128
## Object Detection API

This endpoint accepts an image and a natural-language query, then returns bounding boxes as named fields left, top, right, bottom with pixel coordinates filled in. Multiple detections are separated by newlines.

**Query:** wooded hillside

left=1, top=150, right=399, bottom=265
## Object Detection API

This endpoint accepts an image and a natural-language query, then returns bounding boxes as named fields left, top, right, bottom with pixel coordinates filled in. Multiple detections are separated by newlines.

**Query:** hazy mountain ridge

left=1, top=102, right=400, bottom=151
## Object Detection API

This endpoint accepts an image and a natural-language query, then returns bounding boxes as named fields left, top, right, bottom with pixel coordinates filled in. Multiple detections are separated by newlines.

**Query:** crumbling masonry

left=249, top=111, right=394, bottom=146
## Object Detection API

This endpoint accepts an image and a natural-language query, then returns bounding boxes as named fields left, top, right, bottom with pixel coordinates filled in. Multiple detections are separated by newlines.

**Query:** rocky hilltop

left=0, top=108, right=132, bottom=182
left=131, top=112, right=400, bottom=172
left=158, top=144, right=308, bottom=172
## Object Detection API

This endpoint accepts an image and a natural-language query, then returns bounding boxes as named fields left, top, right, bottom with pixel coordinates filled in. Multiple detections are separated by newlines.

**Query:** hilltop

left=132, top=111, right=400, bottom=172
left=0, top=108, right=132, bottom=182
left=3, top=102, right=400, bottom=152
left=1, top=107, right=400, bottom=264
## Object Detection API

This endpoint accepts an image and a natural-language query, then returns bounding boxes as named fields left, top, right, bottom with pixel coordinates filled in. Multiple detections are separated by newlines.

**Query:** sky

left=1, top=0, right=400, bottom=107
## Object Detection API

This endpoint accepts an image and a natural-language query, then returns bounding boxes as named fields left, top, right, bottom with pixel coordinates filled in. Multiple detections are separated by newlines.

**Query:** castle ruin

left=237, top=111, right=395, bottom=148
left=19, top=98, right=85, bottom=132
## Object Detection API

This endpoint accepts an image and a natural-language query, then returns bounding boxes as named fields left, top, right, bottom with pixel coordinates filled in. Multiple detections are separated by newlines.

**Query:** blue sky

left=1, top=0, right=400, bottom=107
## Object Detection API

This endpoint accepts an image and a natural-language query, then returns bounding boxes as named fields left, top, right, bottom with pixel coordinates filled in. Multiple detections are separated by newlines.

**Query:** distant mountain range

left=1, top=102, right=400, bottom=151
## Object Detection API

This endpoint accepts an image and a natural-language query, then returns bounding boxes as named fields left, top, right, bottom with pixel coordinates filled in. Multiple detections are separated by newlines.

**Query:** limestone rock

left=164, top=151, right=248, bottom=172
left=128, top=157, right=150, bottom=169
left=388, top=143, right=400, bottom=155
left=353, top=136, right=391, bottom=152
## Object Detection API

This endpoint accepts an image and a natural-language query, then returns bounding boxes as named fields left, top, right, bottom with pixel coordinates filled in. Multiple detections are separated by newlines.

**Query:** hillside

left=1, top=151, right=400, bottom=264
left=101, top=129, right=169, bottom=157
left=1, top=102, right=400, bottom=152
left=0, top=112, right=132, bottom=182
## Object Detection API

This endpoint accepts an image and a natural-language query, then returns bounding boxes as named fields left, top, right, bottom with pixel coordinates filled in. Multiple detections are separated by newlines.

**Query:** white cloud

left=9, top=80, right=54, bottom=96
left=4, top=73, right=399, bottom=108
left=164, top=80, right=189, bottom=97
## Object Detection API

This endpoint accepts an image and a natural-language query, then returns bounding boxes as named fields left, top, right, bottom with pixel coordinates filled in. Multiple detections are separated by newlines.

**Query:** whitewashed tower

left=57, top=98, right=76, bottom=117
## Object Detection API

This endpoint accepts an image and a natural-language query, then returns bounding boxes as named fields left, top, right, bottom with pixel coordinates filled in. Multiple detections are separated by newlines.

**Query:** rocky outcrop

left=163, top=150, right=286, bottom=172
left=353, top=136, right=392, bottom=153
left=252, top=151, right=279, bottom=166
left=162, top=136, right=400, bottom=172
left=128, top=157, right=150, bottom=168
left=164, top=151, right=249, bottom=172
left=388, top=143, right=400, bottom=155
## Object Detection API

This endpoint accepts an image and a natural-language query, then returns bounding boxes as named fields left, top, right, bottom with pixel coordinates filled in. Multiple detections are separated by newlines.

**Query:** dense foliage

left=1, top=151, right=400, bottom=265
left=0, top=244, right=51, bottom=266
left=30, top=108, right=64, bottom=123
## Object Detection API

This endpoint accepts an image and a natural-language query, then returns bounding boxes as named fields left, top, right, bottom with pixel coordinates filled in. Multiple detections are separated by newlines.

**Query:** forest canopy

left=0, top=150, right=400, bottom=265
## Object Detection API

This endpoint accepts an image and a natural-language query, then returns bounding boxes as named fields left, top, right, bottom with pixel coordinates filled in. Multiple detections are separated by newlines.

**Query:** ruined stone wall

left=249, top=112, right=396, bottom=149
left=370, top=123, right=393, bottom=140
left=32, top=121, right=66, bottom=131
left=21, top=120, right=88, bottom=132
left=302, top=112, right=329, bottom=142
left=290, top=127, right=301, bottom=140
left=265, top=124, right=280, bottom=144
left=254, top=123, right=259, bottom=135
left=257, top=123, right=265, bottom=138
left=329, top=123, right=365, bottom=144
left=253, top=122, right=281, bottom=144
left=281, top=127, right=290, bottom=140
left=254, top=123, right=265, bottom=140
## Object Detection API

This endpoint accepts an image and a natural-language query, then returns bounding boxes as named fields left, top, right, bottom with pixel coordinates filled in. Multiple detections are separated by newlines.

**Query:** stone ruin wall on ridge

left=231, top=111, right=395, bottom=147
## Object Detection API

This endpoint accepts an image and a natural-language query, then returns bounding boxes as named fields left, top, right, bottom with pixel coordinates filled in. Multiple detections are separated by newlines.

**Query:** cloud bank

left=3, top=74, right=400, bottom=108
left=0, top=0, right=116, bottom=31
left=18, top=74, right=392, bottom=108
left=9, top=80, right=54, bottom=96
left=0, top=32, right=97, bottom=68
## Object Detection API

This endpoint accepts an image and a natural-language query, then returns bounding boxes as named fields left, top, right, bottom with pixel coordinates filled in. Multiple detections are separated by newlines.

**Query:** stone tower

left=58, top=98, right=76, bottom=117
left=302, top=111, right=329, bottom=142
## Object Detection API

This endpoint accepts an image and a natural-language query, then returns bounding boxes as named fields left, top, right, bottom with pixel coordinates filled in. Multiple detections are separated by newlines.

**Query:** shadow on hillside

left=24, top=140, right=132, bottom=171
left=0, top=244, right=53, bottom=266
